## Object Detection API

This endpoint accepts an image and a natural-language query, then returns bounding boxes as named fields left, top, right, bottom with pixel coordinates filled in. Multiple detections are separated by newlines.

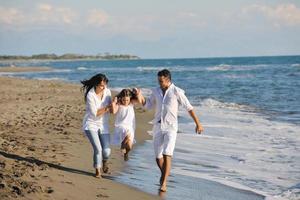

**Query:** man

left=137, top=69, right=204, bottom=192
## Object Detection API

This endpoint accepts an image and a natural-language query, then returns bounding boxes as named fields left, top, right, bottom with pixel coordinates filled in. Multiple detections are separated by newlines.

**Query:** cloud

left=176, top=11, right=207, bottom=28
left=0, top=7, right=24, bottom=25
left=243, top=3, right=300, bottom=26
left=87, top=9, right=109, bottom=26
left=0, top=4, right=77, bottom=27
left=35, top=4, right=77, bottom=25
left=100, top=11, right=207, bottom=41
left=38, top=3, right=53, bottom=12
left=0, top=3, right=207, bottom=40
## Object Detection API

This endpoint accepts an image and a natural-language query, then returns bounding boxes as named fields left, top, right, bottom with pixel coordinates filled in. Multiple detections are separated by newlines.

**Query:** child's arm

left=111, top=96, right=119, bottom=114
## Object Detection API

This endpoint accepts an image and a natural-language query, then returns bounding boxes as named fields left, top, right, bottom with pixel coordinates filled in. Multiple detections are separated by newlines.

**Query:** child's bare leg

left=123, top=135, right=132, bottom=161
left=121, top=139, right=126, bottom=150
left=120, top=135, right=129, bottom=153
left=125, top=138, right=132, bottom=152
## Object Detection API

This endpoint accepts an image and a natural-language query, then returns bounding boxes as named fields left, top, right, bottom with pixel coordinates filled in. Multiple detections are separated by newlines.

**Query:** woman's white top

left=114, top=104, right=136, bottom=131
left=82, top=87, right=112, bottom=133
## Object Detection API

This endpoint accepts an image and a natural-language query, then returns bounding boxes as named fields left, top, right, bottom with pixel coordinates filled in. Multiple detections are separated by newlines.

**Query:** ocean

left=1, top=56, right=299, bottom=199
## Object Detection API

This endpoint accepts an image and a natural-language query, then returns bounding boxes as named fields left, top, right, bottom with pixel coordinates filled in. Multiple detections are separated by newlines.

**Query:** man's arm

left=176, top=88, right=204, bottom=134
left=188, top=109, right=204, bottom=134
left=136, top=88, right=155, bottom=109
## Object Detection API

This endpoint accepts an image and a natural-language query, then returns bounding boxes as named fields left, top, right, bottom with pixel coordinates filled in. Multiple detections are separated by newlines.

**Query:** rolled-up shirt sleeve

left=176, top=88, right=193, bottom=111
left=144, top=90, right=155, bottom=110
left=86, top=93, right=97, bottom=118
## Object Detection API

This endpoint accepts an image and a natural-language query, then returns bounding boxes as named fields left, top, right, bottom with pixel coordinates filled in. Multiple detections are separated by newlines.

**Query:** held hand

left=135, top=88, right=144, bottom=104
left=105, top=105, right=111, bottom=112
left=195, top=123, right=204, bottom=134
left=133, top=87, right=141, bottom=95
left=113, top=96, right=118, bottom=104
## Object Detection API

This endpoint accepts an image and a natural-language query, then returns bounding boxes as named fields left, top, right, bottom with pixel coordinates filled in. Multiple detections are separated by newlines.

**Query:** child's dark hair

left=81, top=73, right=108, bottom=101
left=116, top=88, right=138, bottom=102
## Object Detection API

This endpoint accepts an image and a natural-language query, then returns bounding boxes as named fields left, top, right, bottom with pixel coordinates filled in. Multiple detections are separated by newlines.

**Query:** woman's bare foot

left=95, top=168, right=102, bottom=178
left=102, top=160, right=110, bottom=174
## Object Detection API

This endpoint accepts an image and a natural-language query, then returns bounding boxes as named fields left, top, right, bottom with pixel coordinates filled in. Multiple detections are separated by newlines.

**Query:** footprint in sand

left=96, top=193, right=109, bottom=198
left=12, top=185, right=23, bottom=196
left=0, top=161, right=6, bottom=169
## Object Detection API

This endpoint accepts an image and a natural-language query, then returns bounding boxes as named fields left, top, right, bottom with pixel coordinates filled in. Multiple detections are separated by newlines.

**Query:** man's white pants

left=152, top=125, right=177, bottom=158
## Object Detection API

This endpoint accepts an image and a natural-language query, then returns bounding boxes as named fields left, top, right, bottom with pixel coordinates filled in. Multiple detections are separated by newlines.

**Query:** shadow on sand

left=0, top=150, right=113, bottom=180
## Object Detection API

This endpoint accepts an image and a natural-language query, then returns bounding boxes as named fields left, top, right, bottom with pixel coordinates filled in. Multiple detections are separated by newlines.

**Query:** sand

left=0, top=66, right=53, bottom=73
left=0, top=73, right=158, bottom=199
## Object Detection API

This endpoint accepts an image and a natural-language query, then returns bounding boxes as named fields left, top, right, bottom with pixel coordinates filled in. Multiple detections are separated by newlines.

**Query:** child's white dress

left=113, top=104, right=136, bottom=145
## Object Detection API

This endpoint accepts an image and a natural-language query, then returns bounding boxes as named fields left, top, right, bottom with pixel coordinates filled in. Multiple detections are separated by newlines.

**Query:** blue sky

left=0, top=0, right=300, bottom=58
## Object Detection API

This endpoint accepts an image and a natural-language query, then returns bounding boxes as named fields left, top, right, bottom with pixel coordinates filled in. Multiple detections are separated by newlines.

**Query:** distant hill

left=0, top=53, right=140, bottom=60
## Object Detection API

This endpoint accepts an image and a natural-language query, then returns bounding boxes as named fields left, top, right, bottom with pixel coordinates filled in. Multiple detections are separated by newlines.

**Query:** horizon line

left=0, top=53, right=299, bottom=61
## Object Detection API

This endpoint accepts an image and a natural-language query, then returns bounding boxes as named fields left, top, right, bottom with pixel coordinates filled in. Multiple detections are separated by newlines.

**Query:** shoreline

left=0, top=58, right=140, bottom=63
left=0, top=75, right=157, bottom=199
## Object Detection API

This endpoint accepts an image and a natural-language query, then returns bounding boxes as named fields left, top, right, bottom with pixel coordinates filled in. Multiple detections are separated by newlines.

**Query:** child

left=111, top=88, right=138, bottom=161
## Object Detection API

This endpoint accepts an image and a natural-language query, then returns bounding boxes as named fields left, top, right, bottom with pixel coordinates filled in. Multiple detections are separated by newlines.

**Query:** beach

left=0, top=58, right=299, bottom=200
left=0, top=69, right=158, bottom=199
left=1, top=0, right=299, bottom=198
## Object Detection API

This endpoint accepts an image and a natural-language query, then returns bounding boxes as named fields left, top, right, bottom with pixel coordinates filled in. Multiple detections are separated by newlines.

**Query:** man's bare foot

left=159, top=184, right=167, bottom=192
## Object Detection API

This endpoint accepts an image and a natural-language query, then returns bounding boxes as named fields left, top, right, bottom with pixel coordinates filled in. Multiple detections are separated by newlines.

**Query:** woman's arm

left=86, top=93, right=111, bottom=117
left=96, top=106, right=111, bottom=116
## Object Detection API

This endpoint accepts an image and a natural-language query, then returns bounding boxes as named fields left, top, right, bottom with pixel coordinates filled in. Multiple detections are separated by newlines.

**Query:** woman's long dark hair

left=81, top=73, right=108, bottom=101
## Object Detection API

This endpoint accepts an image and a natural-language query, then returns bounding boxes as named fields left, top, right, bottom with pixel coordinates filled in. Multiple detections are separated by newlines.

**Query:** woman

left=81, top=73, right=112, bottom=178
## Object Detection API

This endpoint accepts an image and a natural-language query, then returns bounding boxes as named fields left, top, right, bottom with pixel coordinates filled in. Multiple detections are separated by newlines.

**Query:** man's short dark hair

left=157, top=69, right=171, bottom=80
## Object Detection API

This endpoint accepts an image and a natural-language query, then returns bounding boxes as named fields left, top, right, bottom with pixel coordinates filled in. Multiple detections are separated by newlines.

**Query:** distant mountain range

left=0, top=53, right=140, bottom=60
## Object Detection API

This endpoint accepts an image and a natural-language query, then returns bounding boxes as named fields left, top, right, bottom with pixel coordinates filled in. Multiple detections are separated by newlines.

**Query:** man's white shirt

left=145, top=83, right=193, bottom=132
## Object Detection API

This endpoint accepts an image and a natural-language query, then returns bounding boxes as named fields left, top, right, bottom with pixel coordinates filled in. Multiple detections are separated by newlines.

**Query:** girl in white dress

left=112, top=89, right=138, bottom=161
